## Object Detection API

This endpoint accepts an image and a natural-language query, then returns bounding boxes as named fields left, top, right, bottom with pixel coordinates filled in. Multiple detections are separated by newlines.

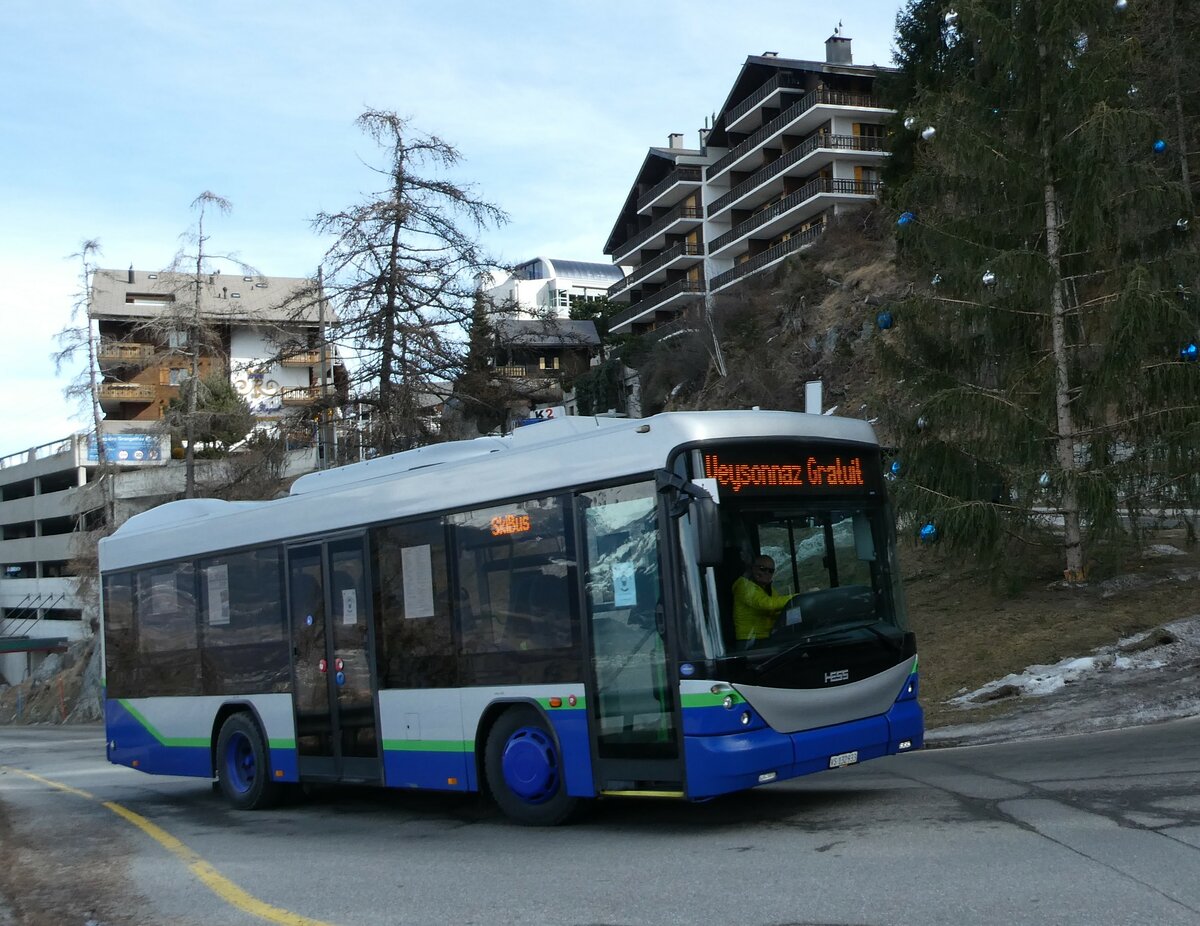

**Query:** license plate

left=829, top=750, right=859, bottom=768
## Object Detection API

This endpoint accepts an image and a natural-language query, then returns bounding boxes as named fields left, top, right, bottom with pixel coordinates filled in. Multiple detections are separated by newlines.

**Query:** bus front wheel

left=215, top=713, right=280, bottom=810
left=484, top=706, right=579, bottom=826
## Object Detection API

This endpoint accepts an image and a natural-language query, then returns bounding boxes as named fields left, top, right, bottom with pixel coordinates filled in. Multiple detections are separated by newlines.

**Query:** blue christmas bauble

left=877, top=311, right=894, bottom=330
left=919, top=523, right=939, bottom=544
left=891, top=460, right=902, bottom=476
left=1154, top=139, right=1167, bottom=154
left=1182, top=343, right=1199, bottom=361
left=897, top=211, right=916, bottom=226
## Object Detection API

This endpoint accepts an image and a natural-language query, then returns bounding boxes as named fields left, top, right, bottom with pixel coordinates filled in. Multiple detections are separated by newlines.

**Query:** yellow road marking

left=1, top=766, right=335, bottom=926
left=2, top=767, right=95, bottom=800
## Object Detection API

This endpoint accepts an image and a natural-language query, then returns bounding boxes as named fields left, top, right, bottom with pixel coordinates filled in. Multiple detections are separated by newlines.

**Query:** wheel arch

left=209, top=701, right=270, bottom=778
left=472, top=697, right=556, bottom=795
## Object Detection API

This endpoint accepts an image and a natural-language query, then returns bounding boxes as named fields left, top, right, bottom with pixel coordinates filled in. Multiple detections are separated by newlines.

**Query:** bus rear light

left=275, top=770, right=284, bottom=778
left=567, top=694, right=577, bottom=707
left=722, top=696, right=734, bottom=710
left=758, top=772, right=777, bottom=783
left=548, top=697, right=563, bottom=708
left=740, top=712, right=752, bottom=725
left=448, top=777, right=458, bottom=785
left=898, top=740, right=912, bottom=750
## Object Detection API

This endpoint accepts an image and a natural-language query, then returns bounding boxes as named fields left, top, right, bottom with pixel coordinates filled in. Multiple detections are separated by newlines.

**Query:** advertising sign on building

left=86, top=433, right=166, bottom=463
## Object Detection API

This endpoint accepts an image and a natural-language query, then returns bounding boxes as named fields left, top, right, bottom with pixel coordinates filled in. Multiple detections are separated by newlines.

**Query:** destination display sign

left=701, top=445, right=881, bottom=497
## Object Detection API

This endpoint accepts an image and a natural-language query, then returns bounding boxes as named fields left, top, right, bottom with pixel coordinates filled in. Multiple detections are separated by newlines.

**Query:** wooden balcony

left=280, top=386, right=323, bottom=405
left=98, top=342, right=155, bottom=364
left=97, top=383, right=157, bottom=403
left=280, top=350, right=321, bottom=366
left=494, top=365, right=559, bottom=379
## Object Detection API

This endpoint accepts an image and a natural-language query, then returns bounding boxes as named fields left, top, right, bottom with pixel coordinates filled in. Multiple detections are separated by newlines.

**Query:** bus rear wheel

left=215, top=713, right=280, bottom=810
left=485, top=706, right=579, bottom=826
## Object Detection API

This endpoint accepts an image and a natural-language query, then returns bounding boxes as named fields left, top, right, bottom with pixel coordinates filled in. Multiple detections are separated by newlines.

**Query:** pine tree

left=315, top=110, right=507, bottom=454
left=879, top=0, right=1200, bottom=580
left=1130, top=0, right=1200, bottom=212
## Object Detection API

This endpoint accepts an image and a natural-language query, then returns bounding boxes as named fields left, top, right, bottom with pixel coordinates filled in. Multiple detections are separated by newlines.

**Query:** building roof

left=496, top=318, right=600, bottom=348
left=708, top=50, right=896, bottom=146
left=510, top=257, right=625, bottom=285
left=90, top=269, right=327, bottom=325
left=603, top=147, right=708, bottom=256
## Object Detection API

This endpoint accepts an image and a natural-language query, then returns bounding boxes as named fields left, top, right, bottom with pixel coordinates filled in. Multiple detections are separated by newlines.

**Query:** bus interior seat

left=715, top=548, right=746, bottom=648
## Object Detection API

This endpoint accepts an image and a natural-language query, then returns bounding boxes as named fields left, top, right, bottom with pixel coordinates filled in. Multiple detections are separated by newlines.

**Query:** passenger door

left=579, top=482, right=683, bottom=794
left=287, top=536, right=381, bottom=781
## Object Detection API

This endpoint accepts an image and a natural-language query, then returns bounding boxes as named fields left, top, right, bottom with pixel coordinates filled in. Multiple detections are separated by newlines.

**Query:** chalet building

left=604, top=31, right=895, bottom=336
left=89, top=268, right=346, bottom=445
left=0, top=267, right=346, bottom=685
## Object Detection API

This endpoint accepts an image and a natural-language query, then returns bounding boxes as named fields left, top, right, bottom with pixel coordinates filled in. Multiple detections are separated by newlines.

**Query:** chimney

left=668, top=132, right=684, bottom=149
left=699, top=127, right=711, bottom=149
left=762, top=51, right=778, bottom=57
left=826, top=30, right=853, bottom=65
left=127, top=265, right=134, bottom=284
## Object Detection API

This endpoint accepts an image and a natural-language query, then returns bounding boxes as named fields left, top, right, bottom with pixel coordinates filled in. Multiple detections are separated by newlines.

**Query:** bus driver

left=732, top=555, right=795, bottom=645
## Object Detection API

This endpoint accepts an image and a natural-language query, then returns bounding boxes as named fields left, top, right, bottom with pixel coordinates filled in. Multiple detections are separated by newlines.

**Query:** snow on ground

left=928, top=614, right=1200, bottom=747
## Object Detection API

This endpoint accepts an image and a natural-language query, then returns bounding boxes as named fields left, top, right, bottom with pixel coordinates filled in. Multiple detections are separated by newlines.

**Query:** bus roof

left=99, top=410, right=878, bottom=572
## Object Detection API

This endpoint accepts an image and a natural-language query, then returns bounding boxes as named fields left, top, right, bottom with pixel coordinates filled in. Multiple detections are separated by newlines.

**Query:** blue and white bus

left=99, top=410, right=922, bottom=824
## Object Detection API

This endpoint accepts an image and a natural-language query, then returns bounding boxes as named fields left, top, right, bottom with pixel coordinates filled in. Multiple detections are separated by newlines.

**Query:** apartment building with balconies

left=90, top=268, right=345, bottom=445
left=605, top=31, right=895, bottom=336
left=603, top=138, right=709, bottom=336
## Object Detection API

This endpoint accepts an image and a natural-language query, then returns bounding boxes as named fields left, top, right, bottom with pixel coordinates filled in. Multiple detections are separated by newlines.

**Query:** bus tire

left=215, top=713, right=280, bottom=811
left=484, top=706, right=579, bottom=826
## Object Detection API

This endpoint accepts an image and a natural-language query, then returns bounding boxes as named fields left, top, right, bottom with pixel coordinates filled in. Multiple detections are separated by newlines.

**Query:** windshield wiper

left=754, top=620, right=901, bottom=674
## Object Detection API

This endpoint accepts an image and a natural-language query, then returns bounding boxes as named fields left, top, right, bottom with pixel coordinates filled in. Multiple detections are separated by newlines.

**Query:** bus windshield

left=676, top=443, right=907, bottom=665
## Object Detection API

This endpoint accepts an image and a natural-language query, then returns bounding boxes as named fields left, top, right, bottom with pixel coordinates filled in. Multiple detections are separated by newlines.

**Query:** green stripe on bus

left=382, top=740, right=473, bottom=753
left=680, top=691, right=745, bottom=709
left=535, top=697, right=586, bottom=710
left=268, top=739, right=296, bottom=750
left=119, top=700, right=210, bottom=748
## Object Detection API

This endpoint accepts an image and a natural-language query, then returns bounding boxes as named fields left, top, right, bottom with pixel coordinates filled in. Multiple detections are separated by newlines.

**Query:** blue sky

left=1, top=0, right=904, bottom=455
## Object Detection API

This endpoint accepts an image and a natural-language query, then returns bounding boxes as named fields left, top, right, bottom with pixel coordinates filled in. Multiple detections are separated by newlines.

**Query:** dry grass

left=904, top=529, right=1200, bottom=728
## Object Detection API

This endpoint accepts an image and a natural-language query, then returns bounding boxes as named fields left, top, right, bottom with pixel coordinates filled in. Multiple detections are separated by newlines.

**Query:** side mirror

left=656, top=468, right=724, bottom=567
left=692, top=496, right=723, bottom=567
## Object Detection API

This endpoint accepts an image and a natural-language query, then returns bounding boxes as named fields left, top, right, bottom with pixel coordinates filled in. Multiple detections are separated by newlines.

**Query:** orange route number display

left=490, top=513, right=532, bottom=536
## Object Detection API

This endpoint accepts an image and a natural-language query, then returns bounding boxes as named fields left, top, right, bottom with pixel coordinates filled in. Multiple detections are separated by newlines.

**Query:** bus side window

left=133, top=563, right=200, bottom=697
left=452, top=495, right=579, bottom=684
left=370, top=518, right=454, bottom=688
left=102, top=573, right=135, bottom=698
left=199, top=547, right=287, bottom=695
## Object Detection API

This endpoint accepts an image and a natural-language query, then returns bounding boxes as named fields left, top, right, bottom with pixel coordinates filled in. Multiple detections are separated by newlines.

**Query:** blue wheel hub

left=501, top=726, right=559, bottom=804
left=224, top=731, right=256, bottom=794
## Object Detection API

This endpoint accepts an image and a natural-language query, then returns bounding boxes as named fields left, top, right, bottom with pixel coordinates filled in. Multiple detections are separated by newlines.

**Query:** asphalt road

left=1, top=719, right=1199, bottom=926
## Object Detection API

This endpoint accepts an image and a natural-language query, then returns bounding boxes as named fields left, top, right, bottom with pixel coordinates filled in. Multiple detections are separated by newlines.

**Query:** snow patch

left=952, top=615, right=1200, bottom=706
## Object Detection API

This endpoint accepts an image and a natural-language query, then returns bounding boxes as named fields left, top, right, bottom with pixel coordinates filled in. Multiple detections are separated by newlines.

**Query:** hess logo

left=824, top=669, right=850, bottom=684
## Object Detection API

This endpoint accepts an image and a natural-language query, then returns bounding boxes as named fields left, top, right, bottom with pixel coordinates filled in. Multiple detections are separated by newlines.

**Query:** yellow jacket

left=732, top=576, right=793, bottom=642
